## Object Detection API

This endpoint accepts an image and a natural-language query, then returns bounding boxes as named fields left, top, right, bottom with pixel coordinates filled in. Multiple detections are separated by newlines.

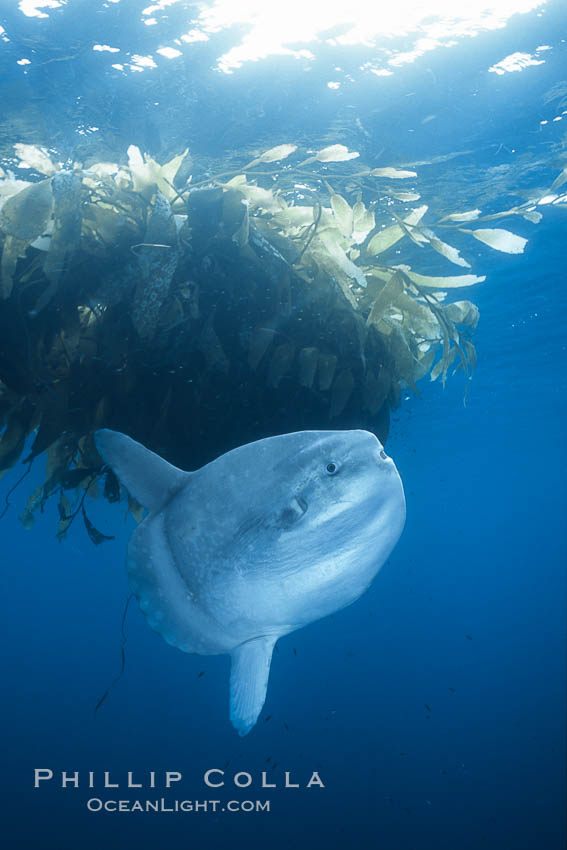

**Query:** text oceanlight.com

left=86, top=798, right=270, bottom=813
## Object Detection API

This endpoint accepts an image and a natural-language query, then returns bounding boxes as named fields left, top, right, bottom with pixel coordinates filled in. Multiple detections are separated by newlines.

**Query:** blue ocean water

left=1, top=1, right=565, bottom=848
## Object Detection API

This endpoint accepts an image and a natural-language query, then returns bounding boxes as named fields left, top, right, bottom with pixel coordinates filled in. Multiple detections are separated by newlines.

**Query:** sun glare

left=16, top=0, right=549, bottom=76
left=194, top=0, right=548, bottom=72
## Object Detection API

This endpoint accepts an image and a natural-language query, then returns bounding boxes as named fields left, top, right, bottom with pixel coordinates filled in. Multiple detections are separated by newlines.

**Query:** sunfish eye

left=325, top=462, right=339, bottom=475
left=380, top=450, right=387, bottom=460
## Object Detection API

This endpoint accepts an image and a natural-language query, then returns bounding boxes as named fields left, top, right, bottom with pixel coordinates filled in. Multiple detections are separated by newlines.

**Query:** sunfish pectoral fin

left=94, top=429, right=189, bottom=514
left=229, top=636, right=276, bottom=736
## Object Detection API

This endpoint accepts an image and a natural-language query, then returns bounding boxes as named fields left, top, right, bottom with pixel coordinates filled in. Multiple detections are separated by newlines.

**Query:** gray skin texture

left=95, top=428, right=406, bottom=735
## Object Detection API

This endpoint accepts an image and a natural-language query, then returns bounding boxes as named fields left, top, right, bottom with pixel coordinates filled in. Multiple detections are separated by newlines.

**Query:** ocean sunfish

left=95, top=428, right=405, bottom=735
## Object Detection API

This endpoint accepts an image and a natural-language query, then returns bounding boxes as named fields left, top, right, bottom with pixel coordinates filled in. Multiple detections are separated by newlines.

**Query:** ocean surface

left=1, top=1, right=565, bottom=848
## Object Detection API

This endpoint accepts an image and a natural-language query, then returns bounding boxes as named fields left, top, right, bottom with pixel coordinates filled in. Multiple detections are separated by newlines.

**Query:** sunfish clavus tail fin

left=94, top=429, right=189, bottom=514
left=230, top=636, right=277, bottom=736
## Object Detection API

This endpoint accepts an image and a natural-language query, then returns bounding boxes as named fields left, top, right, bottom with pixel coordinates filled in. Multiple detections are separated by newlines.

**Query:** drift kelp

left=0, top=141, right=563, bottom=540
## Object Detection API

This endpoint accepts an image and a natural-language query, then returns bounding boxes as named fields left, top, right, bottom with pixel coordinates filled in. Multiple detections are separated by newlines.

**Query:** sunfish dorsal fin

left=95, top=429, right=188, bottom=514
left=230, top=636, right=276, bottom=736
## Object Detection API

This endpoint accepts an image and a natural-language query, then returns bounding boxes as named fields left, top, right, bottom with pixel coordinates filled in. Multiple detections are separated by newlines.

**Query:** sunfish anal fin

left=95, top=429, right=188, bottom=514
left=230, top=636, right=276, bottom=736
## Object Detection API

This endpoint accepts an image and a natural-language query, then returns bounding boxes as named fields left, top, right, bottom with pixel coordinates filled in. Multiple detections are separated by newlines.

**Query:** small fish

left=298, top=346, right=319, bottom=388
left=317, top=353, right=337, bottom=391
left=448, top=687, right=456, bottom=693
left=466, top=635, right=473, bottom=640
left=292, top=647, right=297, bottom=656
left=264, top=714, right=272, bottom=723
left=283, top=722, right=289, bottom=731
left=425, top=703, right=431, bottom=713
left=265, top=756, right=272, bottom=763
left=329, top=368, right=355, bottom=419
left=197, top=671, right=205, bottom=678
left=267, top=340, right=295, bottom=388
